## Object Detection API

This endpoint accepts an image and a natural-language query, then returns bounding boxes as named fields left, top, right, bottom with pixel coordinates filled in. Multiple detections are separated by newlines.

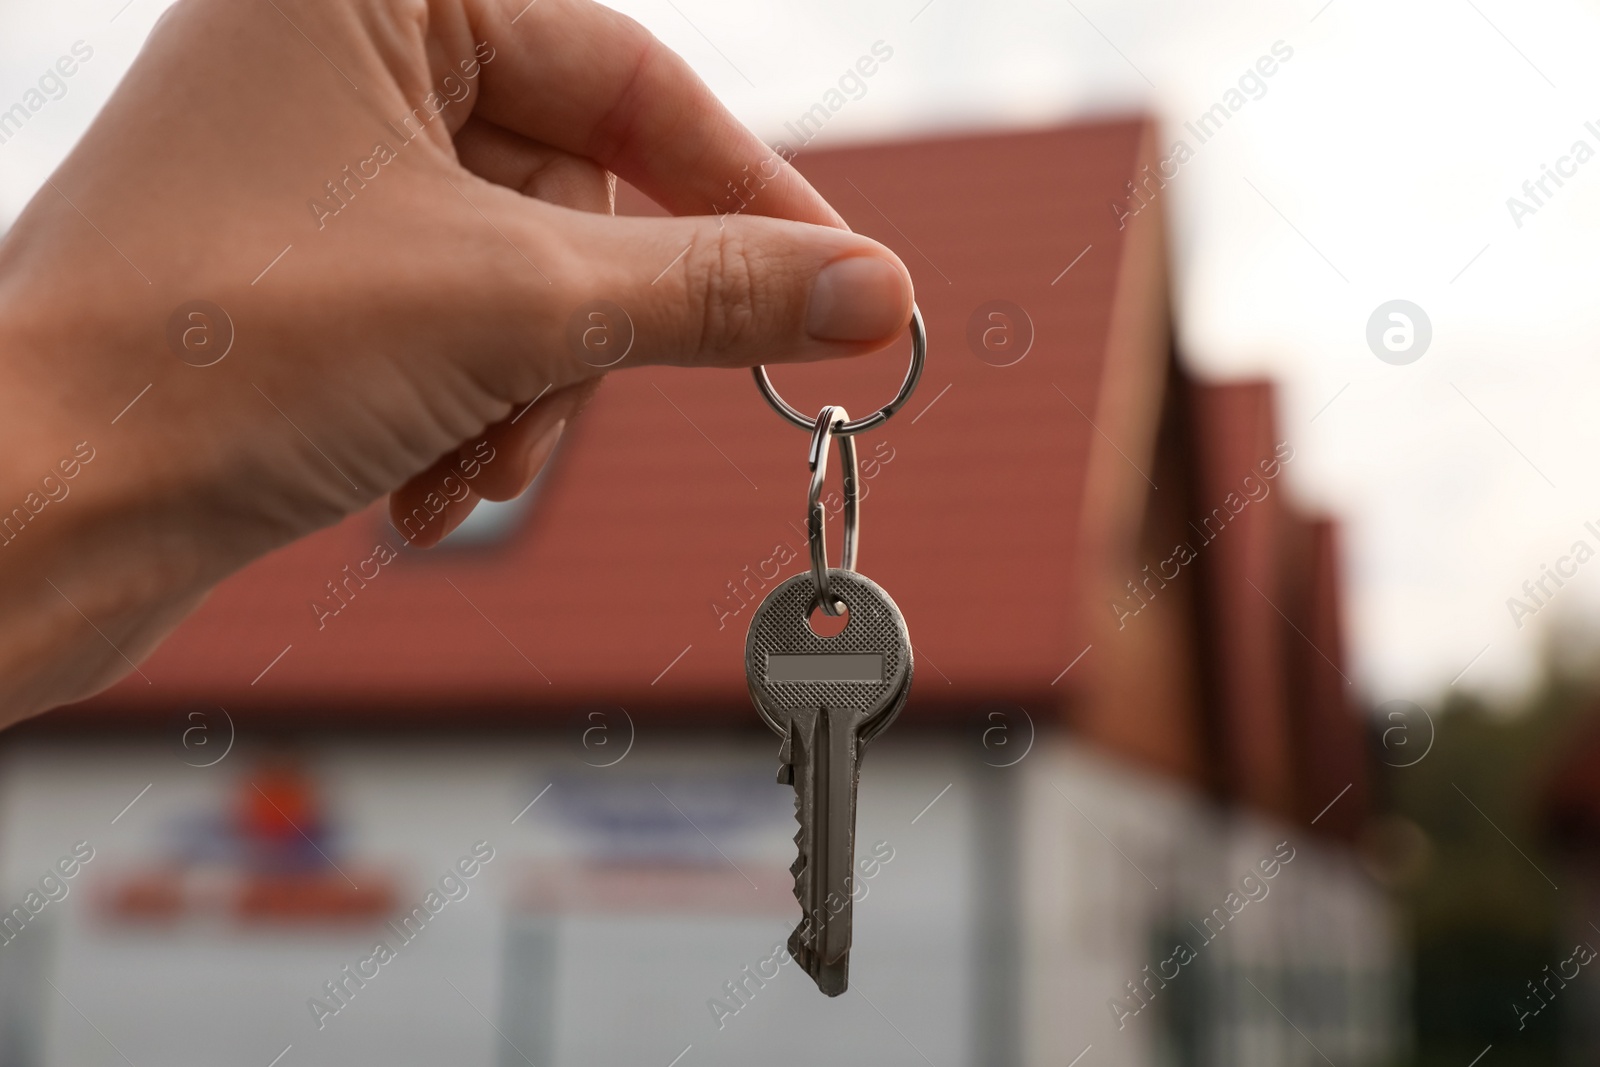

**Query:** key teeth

left=791, top=832, right=809, bottom=898
left=776, top=737, right=794, bottom=784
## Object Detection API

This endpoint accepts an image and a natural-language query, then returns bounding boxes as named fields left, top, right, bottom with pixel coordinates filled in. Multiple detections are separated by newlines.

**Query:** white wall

left=0, top=734, right=978, bottom=1067
left=1017, top=738, right=1400, bottom=1067
left=0, top=729, right=1396, bottom=1067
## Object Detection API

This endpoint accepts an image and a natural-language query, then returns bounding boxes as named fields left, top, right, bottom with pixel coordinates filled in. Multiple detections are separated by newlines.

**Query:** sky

left=3, top=0, right=1599, bottom=705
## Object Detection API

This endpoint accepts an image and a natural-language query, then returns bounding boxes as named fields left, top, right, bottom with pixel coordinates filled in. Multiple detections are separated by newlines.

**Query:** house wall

left=1071, top=124, right=1217, bottom=793
left=1186, top=382, right=1299, bottom=821
left=0, top=735, right=977, bottom=1067
left=0, top=731, right=1395, bottom=1067
left=1280, top=516, right=1370, bottom=841
left=1017, top=736, right=1399, bottom=1067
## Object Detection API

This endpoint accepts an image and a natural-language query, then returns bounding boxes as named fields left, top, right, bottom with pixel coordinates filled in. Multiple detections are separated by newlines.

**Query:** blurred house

left=4, top=118, right=1396, bottom=1067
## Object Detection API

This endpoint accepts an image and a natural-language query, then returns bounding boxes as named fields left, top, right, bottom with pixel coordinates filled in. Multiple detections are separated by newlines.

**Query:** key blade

left=815, top=704, right=857, bottom=966
left=785, top=703, right=865, bottom=996
left=786, top=713, right=819, bottom=966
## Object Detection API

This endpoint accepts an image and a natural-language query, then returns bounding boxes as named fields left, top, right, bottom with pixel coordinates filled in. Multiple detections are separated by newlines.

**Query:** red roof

left=57, top=117, right=1370, bottom=834
left=73, top=118, right=1157, bottom=724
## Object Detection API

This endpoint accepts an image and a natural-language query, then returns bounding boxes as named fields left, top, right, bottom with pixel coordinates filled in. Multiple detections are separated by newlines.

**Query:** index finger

left=466, top=0, right=847, bottom=228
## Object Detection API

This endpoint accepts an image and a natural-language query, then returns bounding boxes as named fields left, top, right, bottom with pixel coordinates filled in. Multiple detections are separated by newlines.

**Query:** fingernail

left=806, top=255, right=911, bottom=342
left=520, top=419, right=566, bottom=493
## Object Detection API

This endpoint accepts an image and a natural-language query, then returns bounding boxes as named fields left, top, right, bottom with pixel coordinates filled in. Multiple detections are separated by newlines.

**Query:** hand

left=0, top=0, right=914, bottom=721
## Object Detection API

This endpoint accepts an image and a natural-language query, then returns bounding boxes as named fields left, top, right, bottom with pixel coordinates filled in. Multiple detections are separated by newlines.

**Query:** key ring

left=807, top=405, right=859, bottom=616
left=754, top=304, right=926, bottom=436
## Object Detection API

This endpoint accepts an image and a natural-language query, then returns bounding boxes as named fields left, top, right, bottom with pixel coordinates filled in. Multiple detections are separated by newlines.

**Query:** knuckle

left=682, top=229, right=758, bottom=359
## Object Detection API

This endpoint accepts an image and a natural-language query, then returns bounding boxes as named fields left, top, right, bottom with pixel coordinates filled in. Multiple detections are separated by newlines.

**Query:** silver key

left=746, top=567, right=913, bottom=995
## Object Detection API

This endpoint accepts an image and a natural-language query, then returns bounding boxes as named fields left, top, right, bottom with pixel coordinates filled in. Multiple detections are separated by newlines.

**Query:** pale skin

left=0, top=0, right=914, bottom=721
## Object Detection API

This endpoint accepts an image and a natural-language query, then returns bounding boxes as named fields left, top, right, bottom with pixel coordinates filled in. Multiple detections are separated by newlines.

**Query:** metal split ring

left=807, top=405, right=859, bottom=615
left=753, top=303, right=926, bottom=436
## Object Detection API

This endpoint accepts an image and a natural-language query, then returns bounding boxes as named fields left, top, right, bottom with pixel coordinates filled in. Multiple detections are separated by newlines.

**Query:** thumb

left=554, top=209, right=915, bottom=371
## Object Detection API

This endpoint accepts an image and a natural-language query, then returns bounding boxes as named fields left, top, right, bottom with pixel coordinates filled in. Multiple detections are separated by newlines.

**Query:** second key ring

left=807, top=405, right=859, bottom=615
left=754, top=304, right=926, bottom=436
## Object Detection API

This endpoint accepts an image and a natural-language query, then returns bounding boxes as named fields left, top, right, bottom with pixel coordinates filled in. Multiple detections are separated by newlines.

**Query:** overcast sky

left=4, top=0, right=1599, bottom=705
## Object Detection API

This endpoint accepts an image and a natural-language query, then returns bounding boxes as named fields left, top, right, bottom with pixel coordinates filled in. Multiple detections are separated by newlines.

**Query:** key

left=746, top=567, right=913, bottom=996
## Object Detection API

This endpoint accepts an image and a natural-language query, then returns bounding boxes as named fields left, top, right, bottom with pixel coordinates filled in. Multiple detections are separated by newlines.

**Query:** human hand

left=0, top=0, right=914, bottom=720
